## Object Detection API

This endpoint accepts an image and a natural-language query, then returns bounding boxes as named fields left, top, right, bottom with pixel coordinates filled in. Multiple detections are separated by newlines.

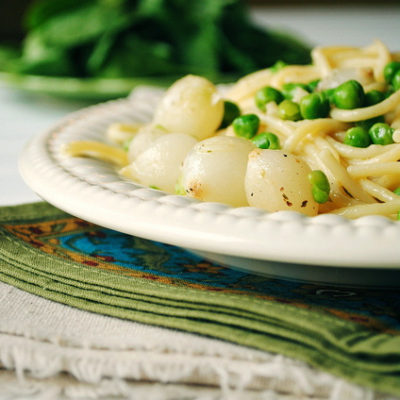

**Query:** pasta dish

left=67, top=40, right=400, bottom=220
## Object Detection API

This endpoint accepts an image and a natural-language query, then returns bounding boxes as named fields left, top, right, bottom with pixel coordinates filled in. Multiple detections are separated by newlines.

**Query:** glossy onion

left=153, top=75, right=224, bottom=140
left=245, top=149, right=318, bottom=216
left=131, top=133, right=197, bottom=193
left=181, top=136, right=254, bottom=207
left=128, top=124, right=168, bottom=162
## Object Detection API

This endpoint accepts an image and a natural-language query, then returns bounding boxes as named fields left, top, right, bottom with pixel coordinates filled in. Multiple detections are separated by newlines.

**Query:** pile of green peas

left=344, top=122, right=395, bottom=148
left=340, top=60, right=400, bottom=148
left=251, top=60, right=399, bottom=148
left=220, top=61, right=399, bottom=145
left=252, top=75, right=396, bottom=124
left=231, top=112, right=281, bottom=150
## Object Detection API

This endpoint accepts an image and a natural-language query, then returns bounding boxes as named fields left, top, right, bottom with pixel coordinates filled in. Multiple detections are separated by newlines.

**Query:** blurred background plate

left=0, top=71, right=238, bottom=100
left=0, top=72, right=182, bottom=100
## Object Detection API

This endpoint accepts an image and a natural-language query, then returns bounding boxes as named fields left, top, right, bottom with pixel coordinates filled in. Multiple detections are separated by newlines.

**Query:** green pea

left=270, top=60, right=288, bottom=73
left=255, top=87, right=284, bottom=112
left=308, top=170, right=330, bottom=204
left=344, top=126, right=371, bottom=148
left=219, top=101, right=241, bottom=129
left=364, top=90, right=385, bottom=106
left=300, top=92, right=330, bottom=119
left=282, top=83, right=310, bottom=100
left=323, top=88, right=336, bottom=104
left=333, top=80, right=365, bottom=109
left=308, top=170, right=330, bottom=193
left=355, top=115, right=385, bottom=131
left=307, top=79, right=320, bottom=92
left=278, top=100, right=302, bottom=121
left=312, top=186, right=330, bottom=204
left=393, top=70, right=400, bottom=91
left=369, top=122, right=394, bottom=145
left=232, top=114, right=260, bottom=139
left=252, top=132, right=280, bottom=149
left=393, top=187, right=400, bottom=196
left=383, top=61, right=400, bottom=83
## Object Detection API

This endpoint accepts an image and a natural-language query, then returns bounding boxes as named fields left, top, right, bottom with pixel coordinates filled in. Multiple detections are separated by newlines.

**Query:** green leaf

left=0, top=46, right=20, bottom=70
left=219, top=32, right=257, bottom=74
left=97, top=35, right=178, bottom=77
left=135, top=0, right=167, bottom=18
left=86, top=32, right=117, bottom=74
left=181, top=23, right=219, bottom=75
left=8, top=0, right=312, bottom=93
left=15, top=32, right=74, bottom=76
left=25, top=0, right=94, bottom=29
left=32, top=3, right=131, bottom=49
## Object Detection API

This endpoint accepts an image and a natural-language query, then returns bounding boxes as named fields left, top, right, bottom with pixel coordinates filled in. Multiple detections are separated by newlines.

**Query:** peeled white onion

left=153, top=75, right=224, bottom=140
left=130, top=133, right=197, bottom=193
left=245, top=149, right=318, bottom=216
left=128, top=124, right=168, bottom=162
left=181, top=136, right=255, bottom=207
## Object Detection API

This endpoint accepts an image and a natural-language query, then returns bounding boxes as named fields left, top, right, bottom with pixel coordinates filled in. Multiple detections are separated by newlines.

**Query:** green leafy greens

left=3, top=0, right=310, bottom=82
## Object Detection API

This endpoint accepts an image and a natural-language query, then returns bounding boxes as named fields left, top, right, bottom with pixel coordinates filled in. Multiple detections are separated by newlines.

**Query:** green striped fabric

left=1, top=202, right=399, bottom=396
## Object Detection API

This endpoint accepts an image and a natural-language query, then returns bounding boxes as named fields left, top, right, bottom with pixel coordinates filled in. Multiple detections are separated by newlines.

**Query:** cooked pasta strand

left=314, top=137, right=340, bottom=162
left=65, top=141, right=128, bottom=167
left=303, top=145, right=366, bottom=207
left=330, top=90, right=400, bottom=122
left=226, top=68, right=272, bottom=102
left=285, top=119, right=348, bottom=153
left=269, top=65, right=320, bottom=87
left=327, top=137, right=398, bottom=159
left=359, top=179, right=400, bottom=202
left=316, top=149, right=375, bottom=203
left=348, top=162, right=400, bottom=179
left=347, top=144, right=400, bottom=165
left=258, top=115, right=296, bottom=137
left=331, top=200, right=400, bottom=219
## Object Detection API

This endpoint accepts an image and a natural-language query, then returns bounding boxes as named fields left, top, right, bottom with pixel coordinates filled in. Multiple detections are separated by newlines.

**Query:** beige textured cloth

left=0, top=282, right=395, bottom=400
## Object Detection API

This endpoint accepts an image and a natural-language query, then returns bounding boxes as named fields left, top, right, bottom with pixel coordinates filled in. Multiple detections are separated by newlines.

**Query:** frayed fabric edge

left=0, top=333, right=383, bottom=400
left=0, top=372, right=335, bottom=400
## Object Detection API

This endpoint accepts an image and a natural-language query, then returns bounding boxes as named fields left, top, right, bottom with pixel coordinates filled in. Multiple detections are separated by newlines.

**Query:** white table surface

left=0, top=90, right=93, bottom=205
left=1, top=4, right=399, bottom=207
left=251, top=5, right=400, bottom=50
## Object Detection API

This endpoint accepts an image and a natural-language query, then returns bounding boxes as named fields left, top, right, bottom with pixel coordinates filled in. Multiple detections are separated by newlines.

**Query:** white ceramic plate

left=19, top=89, right=400, bottom=286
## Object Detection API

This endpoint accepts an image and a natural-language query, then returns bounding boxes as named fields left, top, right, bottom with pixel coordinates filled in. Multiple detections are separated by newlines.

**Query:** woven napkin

left=0, top=202, right=399, bottom=397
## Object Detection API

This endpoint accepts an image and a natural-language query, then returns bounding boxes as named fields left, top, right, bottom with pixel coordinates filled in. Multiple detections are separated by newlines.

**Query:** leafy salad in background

left=0, top=0, right=311, bottom=99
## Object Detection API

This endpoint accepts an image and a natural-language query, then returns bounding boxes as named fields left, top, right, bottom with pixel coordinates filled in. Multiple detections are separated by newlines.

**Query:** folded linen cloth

left=2, top=282, right=383, bottom=400
left=0, top=202, right=399, bottom=396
